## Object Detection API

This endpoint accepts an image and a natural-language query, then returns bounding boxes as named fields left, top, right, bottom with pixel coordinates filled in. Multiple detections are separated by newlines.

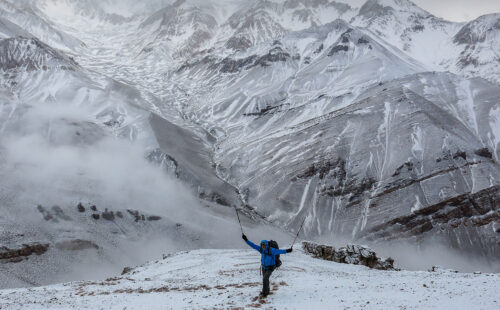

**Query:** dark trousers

left=262, top=266, right=275, bottom=295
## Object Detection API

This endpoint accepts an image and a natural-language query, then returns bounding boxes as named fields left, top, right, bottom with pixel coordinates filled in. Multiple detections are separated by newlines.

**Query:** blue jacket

left=246, top=239, right=287, bottom=269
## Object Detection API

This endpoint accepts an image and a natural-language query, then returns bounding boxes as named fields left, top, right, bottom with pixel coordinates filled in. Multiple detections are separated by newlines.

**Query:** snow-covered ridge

left=0, top=248, right=498, bottom=309
left=454, top=13, right=500, bottom=45
left=0, top=36, right=78, bottom=71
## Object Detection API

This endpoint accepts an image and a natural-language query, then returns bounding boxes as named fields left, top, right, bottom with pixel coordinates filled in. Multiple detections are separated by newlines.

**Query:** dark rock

left=217, top=55, right=257, bottom=73
left=90, top=205, right=97, bottom=211
left=392, top=161, right=415, bottom=177
left=457, top=55, right=479, bottom=68
left=252, top=46, right=290, bottom=67
left=295, top=158, right=375, bottom=202
left=176, top=55, right=215, bottom=73
left=102, top=208, right=115, bottom=221
left=147, top=216, right=161, bottom=221
left=297, top=159, right=345, bottom=180
left=453, top=151, right=467, bottom=160
left=412, top=24, right=424, bottom=32
left=121, top=267, right=132, bottom=275
left=357, top=37, right=370, bottom=44
left=103, top=120, right=120, bottom=127
left=314, top=44, right=323, bottom=54
left=55, top=239, right=98, bottom=251
left=127, top=209, right=142, bottom=222
left=116, top=211, right=123, bottom=218
left=474, top=148, right=492, bottom=159
left=77, top=203, right=85, bottom=212
left=91, top=214, right=100, bottom=220
left=327, top=45, right=349, bottom=56
left=215, top=195, right=229, bottom=206
left=243, top=101, right=286, bottom=116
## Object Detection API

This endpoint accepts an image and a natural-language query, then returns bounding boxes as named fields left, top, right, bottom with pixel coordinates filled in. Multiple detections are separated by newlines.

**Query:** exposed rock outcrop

left=365, top=185, right=500, bottom=243
left=302, top=241, right=395, bottom=270
left=102, top=208, right=115, bottom=221
left=121, top=266, right=133, bottom=275
left=77, top=203, right=85, bottom=212
left=0, top=243, right=49, bottom=263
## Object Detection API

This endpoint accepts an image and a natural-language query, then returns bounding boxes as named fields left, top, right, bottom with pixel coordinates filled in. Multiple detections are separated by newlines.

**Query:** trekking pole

left=234, top=206, right=244, bottom=234
left=290, top=216, right=307, bottom=248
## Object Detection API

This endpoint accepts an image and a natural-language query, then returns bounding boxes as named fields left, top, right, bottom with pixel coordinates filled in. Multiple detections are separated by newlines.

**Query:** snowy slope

left=0, top=247, right=498, bottom=309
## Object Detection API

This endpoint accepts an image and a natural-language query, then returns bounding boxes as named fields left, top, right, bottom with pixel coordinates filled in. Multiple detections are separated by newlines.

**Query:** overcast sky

left=339, top=0, right=500, bottom=22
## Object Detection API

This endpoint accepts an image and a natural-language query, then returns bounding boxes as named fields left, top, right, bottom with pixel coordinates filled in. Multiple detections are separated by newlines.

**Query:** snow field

left=0, top=248, right=498, bottom=309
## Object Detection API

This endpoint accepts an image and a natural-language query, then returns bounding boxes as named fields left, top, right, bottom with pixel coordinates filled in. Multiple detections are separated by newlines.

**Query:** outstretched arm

left=242, top=234, right=261, bottom=252
left=270, top=247, right=288, bottom=255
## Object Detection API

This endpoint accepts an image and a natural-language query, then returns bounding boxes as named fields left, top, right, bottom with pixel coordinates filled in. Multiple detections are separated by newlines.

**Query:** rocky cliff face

left=302, top=241, right=396, bottom=270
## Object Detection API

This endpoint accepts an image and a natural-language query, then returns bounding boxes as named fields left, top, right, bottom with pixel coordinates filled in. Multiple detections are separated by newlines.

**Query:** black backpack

left=268, top=240, right=282, bottom=268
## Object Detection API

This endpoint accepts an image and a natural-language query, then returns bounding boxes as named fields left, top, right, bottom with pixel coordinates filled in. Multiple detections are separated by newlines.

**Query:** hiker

left=242, top=234, right=292, bottom=297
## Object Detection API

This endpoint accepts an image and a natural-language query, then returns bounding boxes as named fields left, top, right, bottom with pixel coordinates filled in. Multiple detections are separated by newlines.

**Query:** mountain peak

left=359, top=0, right=429, bottom=18
left=453, top=13, right=500, bottom=45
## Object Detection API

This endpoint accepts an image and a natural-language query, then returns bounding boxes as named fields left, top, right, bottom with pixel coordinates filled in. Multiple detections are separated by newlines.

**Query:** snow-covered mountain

left=138, top=1, right=499, bottom=259
left=0, top=0, right=84, bottom=51
left=452, top=14, right=500, bottom=83
left=351, top=0, right=500, bottom=84
left=0, top=0, right=499, bottom=289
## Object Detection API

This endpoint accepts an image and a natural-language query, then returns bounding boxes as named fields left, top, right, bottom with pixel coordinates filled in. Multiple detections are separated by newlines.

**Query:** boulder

left=0, top=243, right=49, bottom=263
left=102, top=208, right=115, bottom=221
left=77, top=203, right=85, bottom=212
left=302, top=241, right=396, bottom=270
